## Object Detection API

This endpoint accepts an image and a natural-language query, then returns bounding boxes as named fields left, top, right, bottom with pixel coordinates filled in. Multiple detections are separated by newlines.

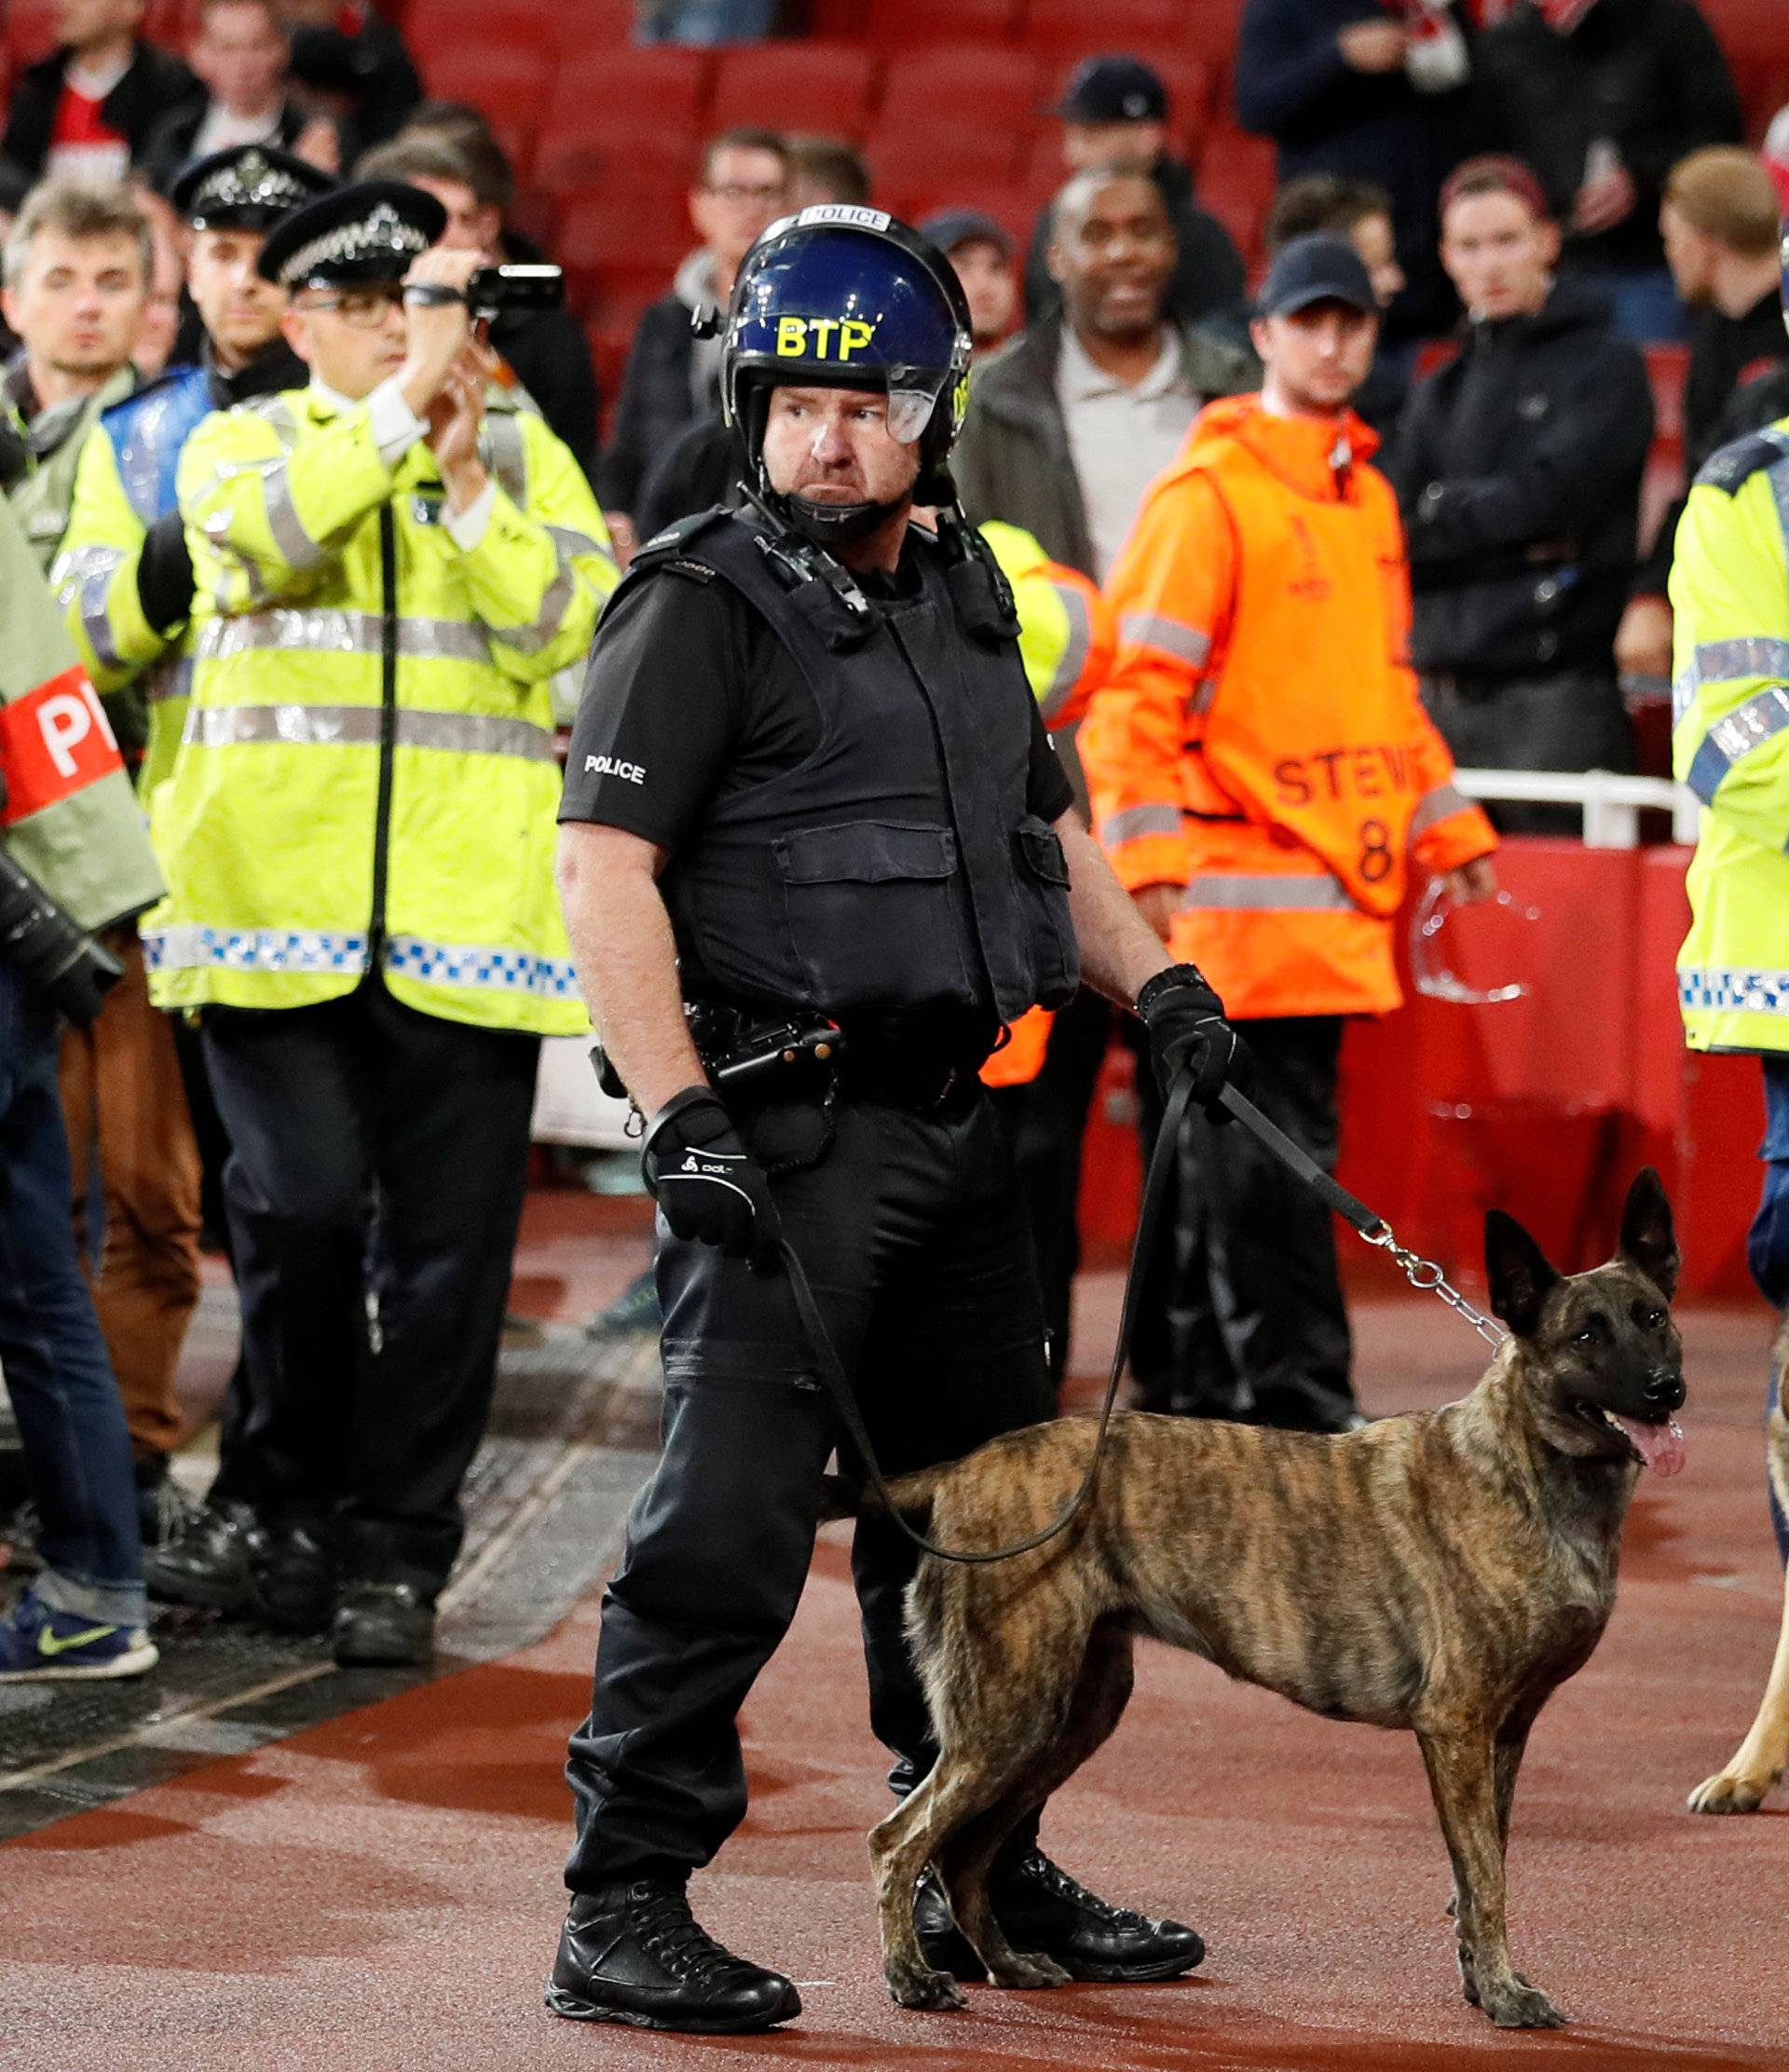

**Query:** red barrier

left=1077, top=838, right=1764, bottom=1300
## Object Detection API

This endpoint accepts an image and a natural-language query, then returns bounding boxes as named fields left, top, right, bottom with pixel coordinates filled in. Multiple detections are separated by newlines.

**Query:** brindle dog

left=1687, top=1315, right=1789, bottom=1816
left=866, top=1170, right=1686, bottom=2030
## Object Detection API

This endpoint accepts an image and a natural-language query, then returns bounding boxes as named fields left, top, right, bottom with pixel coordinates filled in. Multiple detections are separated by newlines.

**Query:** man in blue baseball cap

left=550, top=202, right=1243, bottom=2032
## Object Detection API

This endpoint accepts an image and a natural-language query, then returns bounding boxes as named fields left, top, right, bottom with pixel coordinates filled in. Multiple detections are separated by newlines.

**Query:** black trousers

left=1422, top=668, right=1633, bottom=836
left=200, top=979, right=539, bottom=1595
left=1153, top=1015, right=1355, bottom=1429
left=564, top=1088, right=1056, bottom=1888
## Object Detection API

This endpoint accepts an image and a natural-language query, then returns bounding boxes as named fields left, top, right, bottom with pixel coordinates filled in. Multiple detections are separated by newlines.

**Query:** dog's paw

left=1687, top=1767, right=1777, bottom=1815
left=1476, top=1977, right=1566, bottom=2029
left=887, top=1965, right=968, bottom=2012
left=986, top=1952, right=1072, bottom=1991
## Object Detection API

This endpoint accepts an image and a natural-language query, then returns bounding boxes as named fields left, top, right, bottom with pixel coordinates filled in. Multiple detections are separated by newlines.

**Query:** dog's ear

left=1484, top=1209, right=1561, bottom=1337
left=1617, top=1166, right=1679, bottom=1301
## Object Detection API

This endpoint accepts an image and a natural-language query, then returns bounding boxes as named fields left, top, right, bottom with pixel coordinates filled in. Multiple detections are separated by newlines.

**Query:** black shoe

left=545, top=1877, right=801, bottom=2033
left=331, top=1581, right=434, bottom=1667
left=246, top=1518, right=335, bottom=1631
left=144, top=1498, right=256, bottom=1612
left=916, top=1850, right=1204, bottom=1983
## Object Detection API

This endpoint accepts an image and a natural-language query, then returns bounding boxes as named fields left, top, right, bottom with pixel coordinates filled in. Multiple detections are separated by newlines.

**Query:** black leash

left=777, top=1070, right=1505, bottom=1568
left=779, top=1071, right=1195, bottom=1565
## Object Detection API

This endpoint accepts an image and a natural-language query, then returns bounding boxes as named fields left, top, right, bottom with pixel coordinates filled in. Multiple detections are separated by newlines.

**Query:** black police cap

left=255, top=181, right=447, bottom=291
left=1055, top=55, right=1169, bottom=125
left=171, top=144, right=335, bottom=232
left=1255, top=233, right=1378, bottom=319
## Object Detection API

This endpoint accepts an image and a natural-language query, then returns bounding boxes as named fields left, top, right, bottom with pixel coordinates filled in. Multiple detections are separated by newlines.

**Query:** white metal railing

left=1452, top=768, right=1698, bottom=849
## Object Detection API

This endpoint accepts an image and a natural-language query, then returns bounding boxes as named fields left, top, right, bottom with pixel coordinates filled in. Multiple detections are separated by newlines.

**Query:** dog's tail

left=816, top=1464, right=950, bottom=1524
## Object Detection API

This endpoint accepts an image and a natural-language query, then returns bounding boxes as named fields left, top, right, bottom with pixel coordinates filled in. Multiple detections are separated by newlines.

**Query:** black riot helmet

left=720, top=204, right=974, bottom=545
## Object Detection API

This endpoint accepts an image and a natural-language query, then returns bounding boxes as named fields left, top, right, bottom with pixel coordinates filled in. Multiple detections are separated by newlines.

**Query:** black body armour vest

left=628, top=508, right=1080, bottom=1030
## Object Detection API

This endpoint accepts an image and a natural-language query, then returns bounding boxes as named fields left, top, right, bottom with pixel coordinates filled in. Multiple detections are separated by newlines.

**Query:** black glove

left=641, top=1086, right=782, bottom=1267
left=136, top=512, right=195, bottom=636
left=1136, top=962, right=1242, bottom=1111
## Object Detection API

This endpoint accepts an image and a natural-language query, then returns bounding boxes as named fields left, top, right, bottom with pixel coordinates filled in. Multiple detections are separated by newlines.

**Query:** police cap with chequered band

left=256, top=180, right=447, bottom=291
left=171, top=144, right=336, bottom=232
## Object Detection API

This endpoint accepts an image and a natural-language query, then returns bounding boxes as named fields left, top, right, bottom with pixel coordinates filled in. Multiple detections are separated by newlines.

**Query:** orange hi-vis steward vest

left=1083, top=394, right=1495, bottom=1021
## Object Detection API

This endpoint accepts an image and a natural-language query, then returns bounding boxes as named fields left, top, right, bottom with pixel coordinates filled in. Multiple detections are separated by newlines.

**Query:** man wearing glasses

left=141, top=179, right=618, bottom=1667
left=596, top=126, right=788, bottom=557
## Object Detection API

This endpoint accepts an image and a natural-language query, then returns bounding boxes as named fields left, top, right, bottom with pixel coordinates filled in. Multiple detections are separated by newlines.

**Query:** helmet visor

left=884, top=364, right=947, bottom=444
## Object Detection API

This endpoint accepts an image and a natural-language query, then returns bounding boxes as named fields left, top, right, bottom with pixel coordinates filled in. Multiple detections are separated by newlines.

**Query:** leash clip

left=1365, top=1223, right=1508, bottom=1347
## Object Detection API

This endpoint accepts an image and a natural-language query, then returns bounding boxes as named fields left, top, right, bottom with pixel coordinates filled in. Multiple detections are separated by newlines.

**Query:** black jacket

left=2, top=41, right=200, bottom=178
left=138, top=100, right=309, bottom=197
left=594, top=293, right=703, bottom=516
left=951, top=313, right=1258, bottom=579
left=1472, top=0, right=1742, bottom=278
left=1023, top=155, right=1247, bottom=334
left=1235, top=0, right=1469, bottom=336
left=1387, top=281, right=1653, bottom=680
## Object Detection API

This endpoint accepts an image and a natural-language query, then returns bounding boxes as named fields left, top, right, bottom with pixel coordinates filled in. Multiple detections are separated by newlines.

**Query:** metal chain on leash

left=1361, top=1224, right=1509, bottom=1347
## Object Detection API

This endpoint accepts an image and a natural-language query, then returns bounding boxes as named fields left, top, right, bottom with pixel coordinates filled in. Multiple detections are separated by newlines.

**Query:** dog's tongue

left=1611, top=1412, right=1687, bottom=1477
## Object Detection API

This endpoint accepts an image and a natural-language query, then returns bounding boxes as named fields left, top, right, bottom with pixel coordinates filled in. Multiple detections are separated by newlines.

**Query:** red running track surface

left=5, top=1298, right=1786, bottom=2070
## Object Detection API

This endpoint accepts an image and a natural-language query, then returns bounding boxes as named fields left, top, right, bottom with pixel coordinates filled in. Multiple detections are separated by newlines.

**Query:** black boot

left=546, top=1876, right=802, bottom=2033
left=144, top=1499, right=257, bottom=1612
left=916, top=1850, right=1205, bottom=1983
left=245, top=1517, right=335, bottom=1631
left=332, top=1581, right=435, bottom=1667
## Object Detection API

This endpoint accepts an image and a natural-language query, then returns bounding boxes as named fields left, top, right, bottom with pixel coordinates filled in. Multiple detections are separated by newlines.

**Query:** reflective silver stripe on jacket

left=1674, top=638, right=1789, bottom=727
left=1408, top=782, right=1471, bottom=839
left=1037, top=581, right=1092, bottom=721
left=1099, top=803, right=1182, bottom=846
left=1678, top=967, right=1789, bottom=1016
left=53, top=543, right=129, bottom=673
left=146, top=655, right=194, bottom=705
left=492, top=560, right=578, bottom=654
left=485, top=413, right=527, bottom=505
left=1685, top=683, right=1789, bottom=807
left=386, top=934, right=579, bottom=998
left=1117, top=609, right=1211, bottom=668
left=235, top=397, right=328, bottom=572
left=548, top=523, right=617, bottom=572
left=142, top=923, right=368, bottom=975
left=182, top=702, right=554, bottom=761
left=195, top=608, right=492, bottom=666
left=1180, top=874, right=1354, bottom=912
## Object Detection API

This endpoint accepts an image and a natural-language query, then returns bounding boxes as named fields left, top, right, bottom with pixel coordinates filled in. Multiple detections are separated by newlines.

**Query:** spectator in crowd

left=1618, top=147, right=1789, bottom=686
left=1263, top=171, right=1410, bottom=432
left=1084, top=234, right=1496, bottom=1429
left=2, top=179, right=149, bottom=570
left=1469, top=0, right=1742, bottom=343
left=954, top=164, right=1253, bottom=1392
left=785, top=134, right=871, bottom=211
left=1386, top=157, right=1653, bottom=829
left=356, top=132, right=601, bottom=480
left=276, top=0, right=420, bottom=162
left=597, top=127, right=787, bottom=555
left=1235, top=0, right=1471, bottom=338
left=2, top=0, right=199, bottom=184
left=0, top=164, right=29, bottom=359
left=0, top=487, right=164, bottom=1684
left=1023, top=56, right=1246, bottom=333
left=923, top=209, right=1020, bottom=353
left=140, top=0, right=317, bottom=196
left=130, top=190, right=185, bottom=378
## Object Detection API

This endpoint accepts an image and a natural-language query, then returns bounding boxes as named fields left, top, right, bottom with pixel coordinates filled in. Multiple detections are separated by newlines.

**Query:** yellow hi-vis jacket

left=1670, top=421, right=1789, bottom=1055
left=143, top=384, right=617, bottom=1034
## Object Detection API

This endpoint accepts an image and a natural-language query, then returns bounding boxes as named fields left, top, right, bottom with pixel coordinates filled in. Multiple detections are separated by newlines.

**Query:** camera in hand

left=465, top=264, right=564, bottom=319
left=0, top=848, right=124, bottom=1024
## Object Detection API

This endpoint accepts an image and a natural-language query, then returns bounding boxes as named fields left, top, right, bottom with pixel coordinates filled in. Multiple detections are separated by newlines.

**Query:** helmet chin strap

left=785, top=492, right=905, bottom=547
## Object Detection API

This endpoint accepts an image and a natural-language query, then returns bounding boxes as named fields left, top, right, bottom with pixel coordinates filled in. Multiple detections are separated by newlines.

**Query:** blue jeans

left=1748, top=1055, right=1789, bottom=1562
left=0, top=960, right=144, bottom=1623
left=1570, top=265, right=1687, bottom=345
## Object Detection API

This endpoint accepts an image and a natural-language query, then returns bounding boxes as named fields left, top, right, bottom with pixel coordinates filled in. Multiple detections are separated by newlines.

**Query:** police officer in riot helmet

left=551, top=204, right=1243, bottom=2034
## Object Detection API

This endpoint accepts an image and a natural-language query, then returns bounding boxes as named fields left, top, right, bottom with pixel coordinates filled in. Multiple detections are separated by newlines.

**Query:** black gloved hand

left=136, top=511, right=195, bottom=635
left=1136, top=962, right=1243, bottom=1111
left=641, top=1086, right=782, bottom=1267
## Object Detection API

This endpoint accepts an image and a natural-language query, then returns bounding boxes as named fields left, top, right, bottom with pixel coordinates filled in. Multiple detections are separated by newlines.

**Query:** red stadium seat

left=1195, top=126, right=1277, bottom=265
left=404, top=0, right=561, bottom=59
left=868, top=125, right=1027, bottom=200
left=546, top=48, right=715, bottom=151
left=1020, top=0, right=1191, bottom=57
left=879, top=47, right=1045, bottom=138
left=1645, top=344, right=1690, bottom=454
left=558, top=187, right=692, bottom=313
left=5, top=0, right=61, bottom=62
left=866, top=0, right=1023, bottom=45
left=420, top=44, right=553, bottom=132
left=708, top=42, right=881, bottom=139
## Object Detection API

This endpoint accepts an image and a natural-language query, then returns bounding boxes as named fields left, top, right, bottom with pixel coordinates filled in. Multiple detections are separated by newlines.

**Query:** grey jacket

left=951, top=316, right=1257, bottom=579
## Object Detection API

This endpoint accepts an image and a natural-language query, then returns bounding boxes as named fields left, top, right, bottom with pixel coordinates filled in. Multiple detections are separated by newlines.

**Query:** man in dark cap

left=141, top=180, right=614, bottom=1668
left=922, top=209, right=1020, bottom=354
left=1023, top=54, right=1247, bottom=331
left=46, top=142, right=333, bottom=1565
